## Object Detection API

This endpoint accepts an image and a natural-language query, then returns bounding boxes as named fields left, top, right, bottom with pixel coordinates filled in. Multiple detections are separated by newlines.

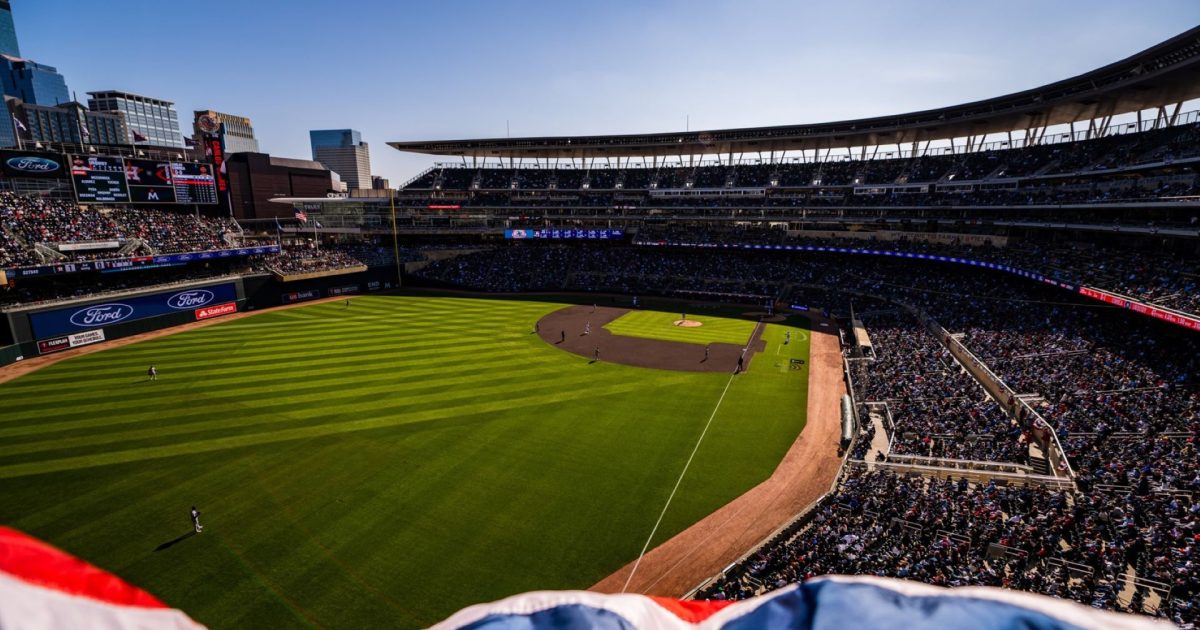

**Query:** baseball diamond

left=0, top=7, right=1198, bottom=629
left=0, top=294, right=829, bottom=628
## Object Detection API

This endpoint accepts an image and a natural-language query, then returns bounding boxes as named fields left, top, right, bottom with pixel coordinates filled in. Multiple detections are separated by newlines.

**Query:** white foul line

left=620, top=321, right=762, bottom=593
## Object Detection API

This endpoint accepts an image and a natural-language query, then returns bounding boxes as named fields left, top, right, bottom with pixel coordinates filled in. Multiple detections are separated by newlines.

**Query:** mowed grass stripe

left=0, top=295, right=810, bottom=628
left=0, top=351, right=581, bottom=425
left=0, top=375, right=693, bottom=479
left=0, top=365, right=664, bottom=454
left=0, top=335, right=546, bottom=402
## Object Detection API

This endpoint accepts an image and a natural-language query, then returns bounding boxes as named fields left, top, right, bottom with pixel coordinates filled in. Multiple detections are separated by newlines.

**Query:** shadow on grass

left=154, top=531, right=196, bottom=552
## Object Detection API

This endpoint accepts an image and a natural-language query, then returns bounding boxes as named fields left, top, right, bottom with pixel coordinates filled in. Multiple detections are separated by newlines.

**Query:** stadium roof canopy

left=390, top=26, right=1200, bottom=159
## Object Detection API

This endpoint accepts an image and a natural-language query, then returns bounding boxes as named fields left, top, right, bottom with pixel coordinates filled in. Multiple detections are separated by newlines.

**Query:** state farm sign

left=195, top=302, right=237, bottom=321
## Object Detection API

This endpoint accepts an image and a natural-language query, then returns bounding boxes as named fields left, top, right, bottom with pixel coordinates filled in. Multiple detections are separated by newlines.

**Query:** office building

left=224, top=152, right=342, bottom=219
left=0, top=56, right=68, bottom=106
left=193, top=109, right=260, bottom=154
left=88, top=90, right=183, bottom=147
left=0, top=1, right=19, bottom=58
left=7, top=100, right=128, bottom=147
left=371, top=175, right=390, bottom=190
left=310, top=128, right=371, bottom=189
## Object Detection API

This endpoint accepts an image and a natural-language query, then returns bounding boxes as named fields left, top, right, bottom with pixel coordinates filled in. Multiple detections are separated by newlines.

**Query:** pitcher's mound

left=673, top=319, right=703, bottom=328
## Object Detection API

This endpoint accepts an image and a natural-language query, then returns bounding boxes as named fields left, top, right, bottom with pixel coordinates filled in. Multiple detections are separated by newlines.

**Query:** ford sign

left=68, top=303, right=133, bottom=327
left=6, top=156, right=60, bottom=174
left=167, top=289, right=215, bottom=310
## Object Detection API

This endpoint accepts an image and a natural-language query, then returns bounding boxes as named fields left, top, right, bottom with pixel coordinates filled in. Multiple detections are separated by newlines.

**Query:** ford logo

left=6, top=156, right=60, bottom=173
left=69, top=303, right=133, bottom=327
left=167, top=290, right=215, bottom=309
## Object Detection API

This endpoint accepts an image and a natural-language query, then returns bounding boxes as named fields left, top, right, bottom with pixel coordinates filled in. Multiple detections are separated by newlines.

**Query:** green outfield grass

left=0, top=296, right=809, bottom=628
left=603, top=309, right=758, bottom=346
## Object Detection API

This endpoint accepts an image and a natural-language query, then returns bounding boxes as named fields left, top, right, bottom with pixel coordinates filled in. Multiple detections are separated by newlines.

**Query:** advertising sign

left=6, top=245, right=279, bottom=278
left=281, top=289, right=320, bottom=304
left=0, top=150, right=68, bottom=179
left=195, top=302, right=237, bottom=321
left=30, top=282, right=238, bottom=339
left=36, top=328, right=107, bottom=355
left=504, top=229, right=624, bottom=240
left=327, top=285, right=359, bottom=297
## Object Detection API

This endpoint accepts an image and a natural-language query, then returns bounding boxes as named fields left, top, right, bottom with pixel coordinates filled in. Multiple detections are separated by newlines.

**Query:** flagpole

left=389, top=188, right=402, bottom=288
left=12, top=116, right=22, bottom=151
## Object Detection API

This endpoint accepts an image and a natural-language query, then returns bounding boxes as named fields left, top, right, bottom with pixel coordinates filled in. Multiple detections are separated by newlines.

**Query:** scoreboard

left=70, top=155, right=218, bottom=205
left=70, top=156, right=129, bottom=203
left=170, top=162, right=218, bottom=204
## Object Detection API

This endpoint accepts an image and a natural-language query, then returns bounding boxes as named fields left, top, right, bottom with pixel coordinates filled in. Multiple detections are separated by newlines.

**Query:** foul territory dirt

left=590, top=317, right=845, bottom=597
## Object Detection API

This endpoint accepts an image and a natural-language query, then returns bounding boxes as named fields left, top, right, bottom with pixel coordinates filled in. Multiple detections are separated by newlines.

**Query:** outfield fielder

left=190, top=506, right=203, bottom=533
left=147, top=365, right=157, bottom=381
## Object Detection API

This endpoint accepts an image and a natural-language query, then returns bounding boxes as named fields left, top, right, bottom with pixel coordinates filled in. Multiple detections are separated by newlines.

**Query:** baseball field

left=0, top=294, right=812, bottom=628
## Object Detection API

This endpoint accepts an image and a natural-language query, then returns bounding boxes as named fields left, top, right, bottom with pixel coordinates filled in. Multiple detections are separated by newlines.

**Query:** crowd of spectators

left=853, top=312, right=1025, bottom=463
left=405, top=122, right=1200, bottom=191
left=412, top=244, right=1198, bottom=622
left=262, top=246, right=365, bottom=276
left=0, top=192, right=242, bottom=268
left=700, top=466, right=1196, bottom=625
left=632, top=226, right=1200, bottom=319
left=108, top=208, right=235, bottom=253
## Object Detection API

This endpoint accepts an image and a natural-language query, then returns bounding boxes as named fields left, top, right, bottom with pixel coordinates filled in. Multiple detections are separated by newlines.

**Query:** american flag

left=294, top=209, right=308, bottom=223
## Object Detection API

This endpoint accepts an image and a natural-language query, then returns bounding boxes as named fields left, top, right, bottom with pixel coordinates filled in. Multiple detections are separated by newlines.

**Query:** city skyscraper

left=193, top=109, right=260, bottom=154
left=310, top=128, right=371, bottom=189
left=0, top=56, right=69, bottom=106
left=0, top=1, right=20, bottom=58
left=88, top=91, right=183, bottom=147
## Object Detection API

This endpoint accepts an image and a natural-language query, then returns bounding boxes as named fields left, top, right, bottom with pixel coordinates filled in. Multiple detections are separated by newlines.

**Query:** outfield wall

left=0, top=266, right=400, bottom=368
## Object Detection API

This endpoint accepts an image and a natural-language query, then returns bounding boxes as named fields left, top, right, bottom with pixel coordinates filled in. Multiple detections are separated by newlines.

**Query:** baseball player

left=704, top=346, right=710, bottom=362
left=561, top=330, right=566, bottom=343
left=584, top=321, right=591, bottom=335
left=190, top=506, right=203, bottom=533
left=147, top=365, right=158, bottom=381
left=785, top=331, right=791, bottom=345
left=736, top=355, right=745, bottom=374
left=593, top=346, right=600, bottom=361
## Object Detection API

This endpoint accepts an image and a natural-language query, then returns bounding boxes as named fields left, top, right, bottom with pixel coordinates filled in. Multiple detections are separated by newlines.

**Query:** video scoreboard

left=69, top=155, right=218, bottom=204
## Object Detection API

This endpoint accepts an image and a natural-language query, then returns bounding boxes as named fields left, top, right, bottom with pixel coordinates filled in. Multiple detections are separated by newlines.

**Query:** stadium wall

left=0, top=267, right=401, bottom=368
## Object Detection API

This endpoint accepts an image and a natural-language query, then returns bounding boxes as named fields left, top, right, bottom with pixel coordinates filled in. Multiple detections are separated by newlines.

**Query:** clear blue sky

left=12, top=1, right=1200, bottom=184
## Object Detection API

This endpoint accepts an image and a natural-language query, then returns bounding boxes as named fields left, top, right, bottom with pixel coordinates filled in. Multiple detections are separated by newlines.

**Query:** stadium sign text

left=36, top=329, right=106, bottom=355
left=195, top=302, right=237, bottom=321
left=69, top=304, right=133, bottom=327
left=167, top=289, right=216, bottom=310
left=6, top=156, right=60, bottom=174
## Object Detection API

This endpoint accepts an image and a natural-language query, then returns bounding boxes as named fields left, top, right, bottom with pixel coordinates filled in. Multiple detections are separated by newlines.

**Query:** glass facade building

left=88, top=90, right=183, bottom=147
left=309, top=128, right=371, bottom=190
left=0, top=57, right=69, bottom=106
left=0, top=1, right=19, bottom=58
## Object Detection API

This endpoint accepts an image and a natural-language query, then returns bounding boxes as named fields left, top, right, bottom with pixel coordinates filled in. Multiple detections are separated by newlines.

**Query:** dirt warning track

left=537, top=305, right=765, bottom=372
left=590, top=318, right=845, bottom=596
